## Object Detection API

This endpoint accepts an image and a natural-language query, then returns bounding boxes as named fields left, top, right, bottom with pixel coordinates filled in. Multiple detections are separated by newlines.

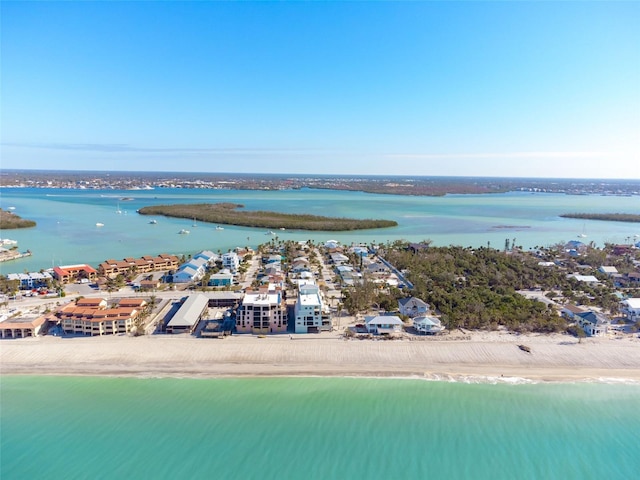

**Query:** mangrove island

left=137, top=202, right=398, bottom=231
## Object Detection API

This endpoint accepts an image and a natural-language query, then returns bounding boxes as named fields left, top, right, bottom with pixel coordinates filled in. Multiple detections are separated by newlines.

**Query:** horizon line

left=1, top=168, right=639, bottom=182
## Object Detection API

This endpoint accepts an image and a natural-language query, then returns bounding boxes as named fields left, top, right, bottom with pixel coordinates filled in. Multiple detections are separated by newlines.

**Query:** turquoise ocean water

left=1, top=187, right=639, bottom=273
left=1, top=376, right=639, bottom=479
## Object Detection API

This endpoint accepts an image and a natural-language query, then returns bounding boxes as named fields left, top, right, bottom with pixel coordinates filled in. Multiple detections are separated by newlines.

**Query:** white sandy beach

left=2, top=330, right=640, bottom=383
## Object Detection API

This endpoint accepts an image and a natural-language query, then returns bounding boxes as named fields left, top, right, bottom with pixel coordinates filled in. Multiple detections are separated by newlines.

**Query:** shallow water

left=1, top=187, right=638, bottom=273
left=1, top=376, right=639, bottom=479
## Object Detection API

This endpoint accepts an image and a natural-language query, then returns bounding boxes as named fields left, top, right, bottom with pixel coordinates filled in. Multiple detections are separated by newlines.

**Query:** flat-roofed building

left=236, top=287, right=287, bottom=334
left=166, top=294, right=209, bottom=334
left=203, top=291, right=244, bottom=308
left=222, top=252, right=240, bottom=273
left=6, top=271, right=53, bottom=290
left=294, top=284, right=331, bottom=333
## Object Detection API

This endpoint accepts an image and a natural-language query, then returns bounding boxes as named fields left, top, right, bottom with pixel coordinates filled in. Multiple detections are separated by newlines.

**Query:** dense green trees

left=0, top=209, right=36, bottom=229
left=383, top=244, right=572, bottom=332
left=138, top=203, right=397, bottom=231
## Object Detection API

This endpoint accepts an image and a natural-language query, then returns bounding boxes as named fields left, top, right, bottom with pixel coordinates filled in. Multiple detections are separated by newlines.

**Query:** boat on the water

left=149, top=220, right=158, bottom=224
left=178, top=229, right=190, bottom=235
left=215, top=226, right=224, bottom=230
left=0, top=238, right=18, bottom=246
left=266, top=231, right=276, bottom=235
left=96, top=223, right=105, bottom=227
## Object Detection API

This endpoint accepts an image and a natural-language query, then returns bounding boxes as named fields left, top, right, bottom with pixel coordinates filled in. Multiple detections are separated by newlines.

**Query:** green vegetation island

left=561, top=213, right=640, bottom=223
left=138, top=203, right=398, bottom=231
left=0, top=209, right=36, bottom=229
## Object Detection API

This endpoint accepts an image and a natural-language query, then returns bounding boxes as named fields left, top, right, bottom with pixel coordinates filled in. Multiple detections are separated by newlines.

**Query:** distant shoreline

left=2, top=169, right=639, bottom=197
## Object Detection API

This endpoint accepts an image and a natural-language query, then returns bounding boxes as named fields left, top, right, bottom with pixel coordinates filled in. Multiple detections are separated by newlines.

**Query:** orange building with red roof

left=57, top=297, right=141, bottom=336
left=53, top=264, right=98, bottom=283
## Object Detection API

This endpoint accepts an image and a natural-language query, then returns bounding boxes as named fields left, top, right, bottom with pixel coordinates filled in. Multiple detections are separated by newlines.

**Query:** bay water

left=1, top=376, right=639, bottom=479
left=1, top=187, right=639, bottom=274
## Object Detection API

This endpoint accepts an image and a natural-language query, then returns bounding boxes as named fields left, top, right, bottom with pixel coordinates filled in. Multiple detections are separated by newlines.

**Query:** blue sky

left=2, top=1, right=639, bottom=178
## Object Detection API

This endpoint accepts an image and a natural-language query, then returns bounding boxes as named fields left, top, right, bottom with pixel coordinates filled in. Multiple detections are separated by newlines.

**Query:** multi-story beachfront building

left=294, top=284, right=331, bottom=333
left=236, top=286, right=287, bottom=334
left=57, top=297, right=143, bottom=336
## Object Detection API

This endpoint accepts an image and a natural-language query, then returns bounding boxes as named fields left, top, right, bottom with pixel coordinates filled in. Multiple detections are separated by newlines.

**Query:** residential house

left=208, top=270, right=234, bottom=287
left=350, top=246, right=369, bottom=257
left=561, top=304, right=587, bottom=320
left=567, top=274, right=599, bottom=284
left=398, top=297, right=430, bottom=317
left=576, top=311, right=611, bottom=337
left=291, top=260, right=311, bottom=273
left=330, top=253, right=349, bottom=265
left=365, top=315, right=404, bottom=335
left=598, top=266, right=618, bottom=276
left=413, top=316, right=444, bottom=335
left=173, top=257, right=209, bottom=284
left=222, top=251, right=240, bottom=273
left=621, top=298, right=640, bottom=322
left=324, top=240, right=340, bottom=250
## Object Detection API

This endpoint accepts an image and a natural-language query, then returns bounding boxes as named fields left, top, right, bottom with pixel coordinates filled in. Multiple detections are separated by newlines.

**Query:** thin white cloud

left=385, top=151, right=610, bottom=160
left=2, top=142, right=323, bottom=155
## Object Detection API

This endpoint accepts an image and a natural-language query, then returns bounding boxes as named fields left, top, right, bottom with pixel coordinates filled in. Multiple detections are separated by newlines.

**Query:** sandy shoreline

left=2, top=331, right=640, bottom=384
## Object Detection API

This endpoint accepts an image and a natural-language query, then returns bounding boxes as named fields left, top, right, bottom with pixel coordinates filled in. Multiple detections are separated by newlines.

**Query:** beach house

left=620, top=298, right=640, bottom=322
left=575, top=311, right=611, bottom=337
left=413, top=316, right=444, bottom=335
left=365, top=315, right=404, bottom=335
left=398, top=297, right=430, bottom=317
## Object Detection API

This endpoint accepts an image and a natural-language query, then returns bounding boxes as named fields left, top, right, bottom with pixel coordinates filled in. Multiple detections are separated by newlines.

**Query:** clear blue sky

left=2, top=1, right=639, bottom=178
